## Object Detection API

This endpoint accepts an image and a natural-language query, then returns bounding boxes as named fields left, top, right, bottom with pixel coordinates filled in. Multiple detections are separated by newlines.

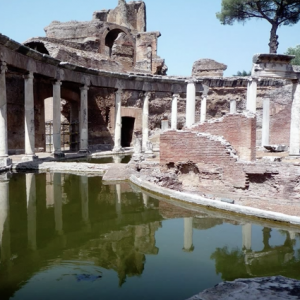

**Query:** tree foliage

left=285, top=44, right=300, bottom=65
left=216, top=0, right=300, bottom=53
left=234, top=70, right=251, bottom=76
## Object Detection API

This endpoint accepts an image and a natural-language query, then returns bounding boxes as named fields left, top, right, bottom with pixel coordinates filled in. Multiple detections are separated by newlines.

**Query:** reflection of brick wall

left=160, top=131, right=247, bottom=188
left=193, top=114, right=256, bottom=161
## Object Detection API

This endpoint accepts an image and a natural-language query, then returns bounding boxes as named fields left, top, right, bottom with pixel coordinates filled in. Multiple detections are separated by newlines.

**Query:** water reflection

left=0, top=172, right=300, bottom=300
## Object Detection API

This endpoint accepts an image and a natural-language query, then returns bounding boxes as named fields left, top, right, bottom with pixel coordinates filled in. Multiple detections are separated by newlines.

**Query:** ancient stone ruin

left=24, top=0, right=167, bottom=75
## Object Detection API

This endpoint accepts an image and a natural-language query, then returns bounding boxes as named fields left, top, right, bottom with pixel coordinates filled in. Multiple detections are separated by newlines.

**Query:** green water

left=66, top=155, right=132, bottom=164
left=0, top=172, right=300, bottom=300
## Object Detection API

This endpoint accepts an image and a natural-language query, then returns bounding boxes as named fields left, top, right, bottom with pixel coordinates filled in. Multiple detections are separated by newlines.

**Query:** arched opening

left=105, top=29, right=124, bottom=57
left=121, top=117, right=135, bottom=147
left=25, top=42, right=50, bottom=55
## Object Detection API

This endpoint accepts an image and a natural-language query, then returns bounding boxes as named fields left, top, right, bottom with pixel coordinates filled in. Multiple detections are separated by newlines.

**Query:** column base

left=22, top=155, right=38, bottom=162
left=0, top=157, right=12, bottom=167
left=53, top=151, right=65, bottom=158
left=78, top=149, right=90, bottom=154
left=112, top=147, right=124, bottom=153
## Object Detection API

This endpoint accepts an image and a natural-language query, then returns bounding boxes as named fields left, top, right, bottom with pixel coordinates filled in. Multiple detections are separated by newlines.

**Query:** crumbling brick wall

left=160, top=131, right=247, bottom=189
left=192, top=113, right=256, bottom=161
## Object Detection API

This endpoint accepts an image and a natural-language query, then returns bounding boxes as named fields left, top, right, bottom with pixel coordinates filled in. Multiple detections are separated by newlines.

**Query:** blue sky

left=0, top=0, right=299, bottom=77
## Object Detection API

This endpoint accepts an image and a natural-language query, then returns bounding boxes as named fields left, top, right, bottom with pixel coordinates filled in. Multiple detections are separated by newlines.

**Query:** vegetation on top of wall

left=285, top=45, right=300, bottom=65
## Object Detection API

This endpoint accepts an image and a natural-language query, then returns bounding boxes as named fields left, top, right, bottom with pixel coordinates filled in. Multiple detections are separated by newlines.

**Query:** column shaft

left=142, top=92, right=150, bottom=150
left=246, top=79, right=257, bottom=113
left=26, top=173, right=36, bottom=250
left=79, top=85, right=89, bottom=152
left=290, top=81, right=300, bottom=155
left=230, top=99, right=236, bottom=114
left=113, top=89, right=122, bottom=152
left=200, top=95, right=207, bottom=123
left=53, top=173, right=63, bottom=235
left=171, top=94, right=179, bottom=130
left=24, top=72, right=37, bottom=158
left=80, top=176, right=89, bottom=224
left=0, top=62, right=8, bottom=157
left=183, top=217, right=194, bottom=252
left=242, top=223, right=252, bottom=251
left=186, top=80, right=196, bottom=128
left=262, top=98, right=270, bottom=147
left=52, top=81, right=64, bottom=157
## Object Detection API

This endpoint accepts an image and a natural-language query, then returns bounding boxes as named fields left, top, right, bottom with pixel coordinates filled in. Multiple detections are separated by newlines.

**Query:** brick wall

left=160, top=131, right=247, bottom=188
left=193, top=114, right=256, bottom=161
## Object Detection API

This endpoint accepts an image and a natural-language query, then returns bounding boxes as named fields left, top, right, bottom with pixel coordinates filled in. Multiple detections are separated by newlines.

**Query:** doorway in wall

left=121, top=117, right=135, bottom=147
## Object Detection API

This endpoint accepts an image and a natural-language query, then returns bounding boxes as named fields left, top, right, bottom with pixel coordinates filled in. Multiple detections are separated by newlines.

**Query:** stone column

left=23, top=72, right=38, bottom=160
left=230, top=99, right=237, bottom=114
left=262, top=98, right=270, bottom=147
left=171, top=94, right=179, bottom=130
left=242, top=223, right=252, bottom=251
left=52, top=81, right=64, bottom=158
left=143, top=193, right=148, bottom=207
left=183, top=217, right=194, bottom=252
left=115, top=184, right=121, bottom=216
left=26, top=173, right=36, bottom=250
left=200, top=94, right=207, bottom=123
left=0, top=178, right=10, bottom=262
left=113, top=89, right=123, bottom=152
left=185, top=79, right=196, bottom=128
left=53, top=173, right=63, bottom=235
left=79, top=85, right=89, bottom=153
left=290, top=80, right=300, bottom=155
left=0, top=62, right=8, bottom=160
left=80, top=176, right=89, bottom=224
left=246, top=78, right=258, bottom=113
left=142, top=92, right=151, bottom=151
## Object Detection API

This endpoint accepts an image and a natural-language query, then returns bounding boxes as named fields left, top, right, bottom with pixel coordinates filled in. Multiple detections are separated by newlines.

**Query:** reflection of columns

left=115, top=184, right=121, bottom=215
left=113, top=155, right=122, bottom=164
left=242, top=223, right=252, bottom=251
left=289, top=80, right=300, bottom=155
left=200, top=95, right=207, bottom=123
left=79, top=85, right=89, bottom=153
left=261, top=98, right=270, bottom=147
left=246, top=78, right=257, bottom=113
left=26, top=173, right=36, bottom=250
left=142, top=92, right=150, bottom=151
left=183, top=217, right=194, bottom=252
left=53, top=173, right=63, bottom=235
left=171, top=94, right=179, bottom=130
left=186, top=79, right=196, bottom=128
left=0, top=179, right=10, bottom=262
left=0, top=62, right=8, bottom=158
left=113, top=89, right=123, bottom=152
left=52, top=81, right=64, bottom=157
left=262, top=227, right=271, bottom=251
left=143, top=193, right=148, bottom=207
left=24, top=72, right=37, bottom=160
left=80, top=176, right=89, bottom=224
left=230, top=99, right=236, bottom=114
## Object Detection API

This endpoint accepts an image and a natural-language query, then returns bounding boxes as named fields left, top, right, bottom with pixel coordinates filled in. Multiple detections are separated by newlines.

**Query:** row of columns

left=0, top=60, right=89, bottom=159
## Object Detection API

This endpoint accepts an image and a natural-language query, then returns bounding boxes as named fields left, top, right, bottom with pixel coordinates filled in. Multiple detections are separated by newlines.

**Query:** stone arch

left=24, top=42, right=50, bottom=55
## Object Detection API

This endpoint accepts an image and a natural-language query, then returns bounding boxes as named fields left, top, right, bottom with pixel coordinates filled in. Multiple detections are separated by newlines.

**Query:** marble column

left=26, top=173, right=36, bottom=250
left=230, top=99, right=236, bottom=114
left=80, top=176, right=89, bottom=224
left=113, top=89, right=123, bottom=152
left=53, top=173, right=63, bottom=235
left=52, top=81, right=64, bottom=158
left=115, top=184, right=122, bottom=216
left=0, top=62, right=8, bottom=159
left=200, top=95, right=207, bottom=123
left=79, top=85, right=89, bottom=153
left=262, top=98, right=270, bottom=147
left=242, top=223, right=252, bottom=251
left=143, top=193, right=148, bottom=207
left=142, top=92, right=151, bottom=151
left=23, top=72, right=38, bottom=160
left=183, top=217, right=194, bottom=252
left=289, top=80, right=300, bottom=155
left=171, top=94, right=179, bottom=130
left=246, top=78, right=257, bottom=113
left=0, top=179, right=10, bottom=262
left=185, top=79, right=196, bottom=128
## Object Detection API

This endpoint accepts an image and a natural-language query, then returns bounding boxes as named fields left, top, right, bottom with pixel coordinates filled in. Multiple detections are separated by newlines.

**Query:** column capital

left=0, top=61, right=7, bottom=74
left=80, top=84, right=89, bottom=91
left=24, top=72, right=34, bottom=80
left=172, top=93, right=180, bottom=99
left=185, top=78, right=197, bottom=84
left=52, top=80, right=62, bottom=86
left=248, top=76, right=259, bottom=83
left=143, top=91, right=151, bottom=98
left=115, top=89, right=123, bottom=96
